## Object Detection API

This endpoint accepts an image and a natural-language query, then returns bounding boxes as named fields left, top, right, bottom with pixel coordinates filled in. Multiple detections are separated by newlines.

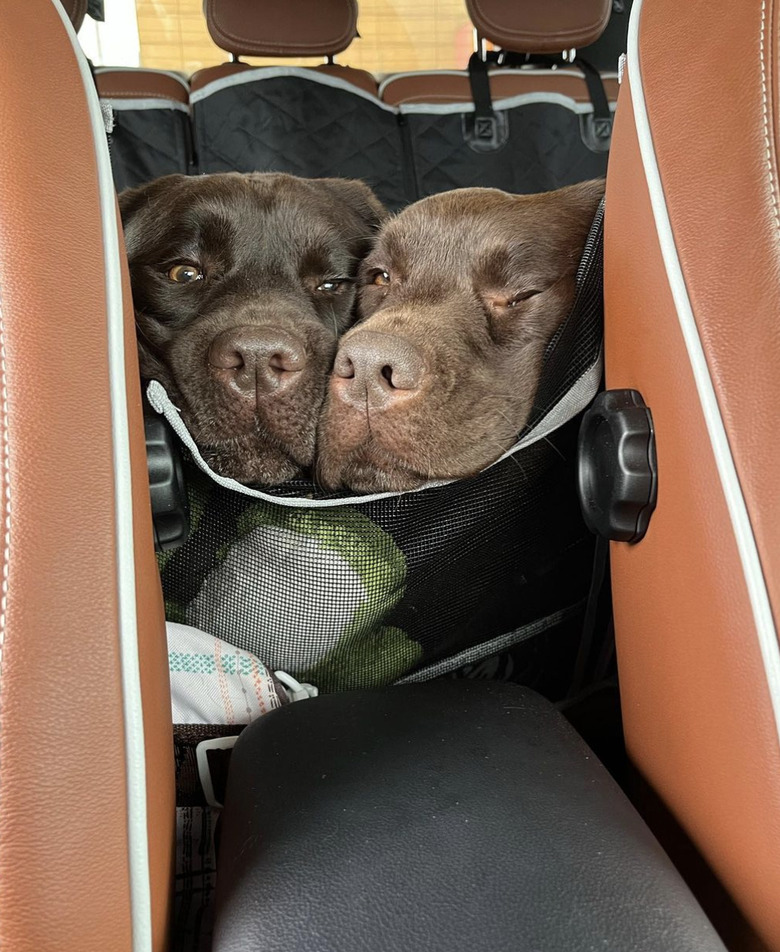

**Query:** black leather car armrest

left=212, top=681, right=725, bottom=952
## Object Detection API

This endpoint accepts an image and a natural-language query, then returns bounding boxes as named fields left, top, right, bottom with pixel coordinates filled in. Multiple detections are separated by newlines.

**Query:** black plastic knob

left=578, top=389, right=657, bottom=543
left=144, top=397, right=190, bottom=552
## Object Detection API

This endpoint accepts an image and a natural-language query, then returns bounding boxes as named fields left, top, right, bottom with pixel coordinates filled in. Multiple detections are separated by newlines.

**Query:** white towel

left=167, top=620, right=290, bottom=725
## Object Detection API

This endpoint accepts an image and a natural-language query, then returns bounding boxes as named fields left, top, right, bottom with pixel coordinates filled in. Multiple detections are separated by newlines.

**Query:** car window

left=79, top=0, right=476, bottom=74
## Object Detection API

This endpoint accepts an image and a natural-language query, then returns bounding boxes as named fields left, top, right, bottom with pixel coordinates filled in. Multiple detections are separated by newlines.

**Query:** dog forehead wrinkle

left=298, top=243, right=352, bottom=279
left=193, top=213, right=239, bottom=263
left=384, top=211, right=509, bottom=282
left=474, top=241, right=552, bottom=290
left=245, top=206, right=341, bottom=259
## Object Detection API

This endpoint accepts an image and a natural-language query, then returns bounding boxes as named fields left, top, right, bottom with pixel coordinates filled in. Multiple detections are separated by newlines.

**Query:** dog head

left=120, top=171, right=385, bottom=484
left=317, top=179, right=604, bottom=492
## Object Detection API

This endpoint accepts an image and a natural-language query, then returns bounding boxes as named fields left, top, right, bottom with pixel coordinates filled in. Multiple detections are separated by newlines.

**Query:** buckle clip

left=475, top=116, right=497, bottom=140
left=195, top=735, right=239, bottom=809
left=275, top=670, right=319, bottom=702
left=463, top=111, right=508, bottom=153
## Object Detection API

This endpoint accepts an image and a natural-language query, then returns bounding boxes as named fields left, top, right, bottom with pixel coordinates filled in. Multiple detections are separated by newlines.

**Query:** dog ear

left=547, top=178, right=604, bottom=240
left=117, top=183, right=146, bottom=221
left=134, top=332, right=172, bottom=385
left=312, top=177, right=388, bottom=232
left=523, top=178, right=604, bottom=266
left=118, top=174, right=191, bottom=225
left=555, top=177, right=605, bottom=219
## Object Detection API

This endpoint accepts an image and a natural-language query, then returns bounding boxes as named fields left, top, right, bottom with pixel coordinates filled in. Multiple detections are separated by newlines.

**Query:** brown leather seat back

left=604, top=0, right=780, bottom=947
left=379, top=68, right=618, bottom=106
left=0, top=2, right=174, bottom=949
left=95, top=67, right=190, bottom=104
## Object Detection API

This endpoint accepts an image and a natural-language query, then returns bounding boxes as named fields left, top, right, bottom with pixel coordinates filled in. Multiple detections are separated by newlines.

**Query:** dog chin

left=318, top=450, right=430, bottom=494
left=202, top=444, right=304, bottom=486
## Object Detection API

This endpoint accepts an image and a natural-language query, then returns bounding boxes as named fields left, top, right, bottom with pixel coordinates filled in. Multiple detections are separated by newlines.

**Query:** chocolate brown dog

left=120, top=171, right=385, bottom=484
left=317, top=179, right=604, bottom=493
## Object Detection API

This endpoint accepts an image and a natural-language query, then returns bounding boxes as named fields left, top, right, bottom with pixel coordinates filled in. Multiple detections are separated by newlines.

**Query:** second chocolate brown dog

left=317, top=179, right=604, bottom=493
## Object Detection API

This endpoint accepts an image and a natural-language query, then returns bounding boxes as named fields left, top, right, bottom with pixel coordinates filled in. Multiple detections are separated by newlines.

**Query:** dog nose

left=208, top=325, right=305, bottom=394
left=333, top=331, right=425, bottom=409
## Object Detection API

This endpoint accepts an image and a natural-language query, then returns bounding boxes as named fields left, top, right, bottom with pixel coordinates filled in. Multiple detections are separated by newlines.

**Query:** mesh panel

left=159, top=203, right=604, bottom=694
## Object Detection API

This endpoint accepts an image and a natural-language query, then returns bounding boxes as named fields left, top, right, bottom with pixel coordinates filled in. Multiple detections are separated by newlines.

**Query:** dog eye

left=168, top=264, right=203, bottom=284
left=316, top=279, right=347, bottom=293
left=507, top=289, right=541, bottom=307
left=370, top=270, right=390, bottom=287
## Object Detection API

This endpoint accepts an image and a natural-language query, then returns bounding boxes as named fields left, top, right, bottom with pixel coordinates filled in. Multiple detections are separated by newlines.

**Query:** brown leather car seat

left=0, top=1, right=175, bottom=949
left=604, top=0, right=780, bottom=948
left=190, top=0, right=376, bottom=96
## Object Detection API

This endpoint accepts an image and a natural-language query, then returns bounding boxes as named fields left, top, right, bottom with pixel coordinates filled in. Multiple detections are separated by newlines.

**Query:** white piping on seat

left=50, top=2, right=153, bottom=949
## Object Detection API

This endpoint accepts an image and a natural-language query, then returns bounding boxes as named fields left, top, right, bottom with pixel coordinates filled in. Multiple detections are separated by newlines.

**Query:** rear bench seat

left=95, top=68, right=193, bottom=189
left=92, top=0, right=625, bottom=207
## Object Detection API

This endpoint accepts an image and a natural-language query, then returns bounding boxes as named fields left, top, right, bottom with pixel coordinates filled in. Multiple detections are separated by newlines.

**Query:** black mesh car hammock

left=147, top=201, right=604, bottom=694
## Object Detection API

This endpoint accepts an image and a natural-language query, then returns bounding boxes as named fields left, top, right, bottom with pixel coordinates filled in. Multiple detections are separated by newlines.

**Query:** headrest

left=466, top=0, right=612, bottom=54
left=61, top=0, right=87, bottom=31
left=204, top=0, right=358, bottom=58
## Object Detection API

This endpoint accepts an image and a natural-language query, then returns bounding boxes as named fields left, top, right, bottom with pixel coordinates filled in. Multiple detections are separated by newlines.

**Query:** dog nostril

left=333, top=353, right=356, bottom=380
left=380, top=357, right=422, bottom=392
left=209, top=344, right=244, bottom=371
left=269, top=350, right=303, bottom=374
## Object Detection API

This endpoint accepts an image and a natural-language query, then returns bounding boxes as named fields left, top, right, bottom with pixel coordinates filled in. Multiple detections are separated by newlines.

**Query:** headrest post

left=562, top=48, right=577, bottom=63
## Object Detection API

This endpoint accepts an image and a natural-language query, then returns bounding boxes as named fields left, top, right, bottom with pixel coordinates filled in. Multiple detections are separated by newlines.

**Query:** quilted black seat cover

left=191, top=68, right=610, bottom=210
left=192, top=70, right=408, bottom=209
left=109, top=103, right=192, bottom=190
left=404, top=100, right=609, bottom=199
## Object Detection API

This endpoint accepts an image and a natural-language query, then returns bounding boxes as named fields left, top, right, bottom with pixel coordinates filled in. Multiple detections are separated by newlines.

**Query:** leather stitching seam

left=0, top=295, right=11, bottom=735
left=760, top=0, right=780, bottom=236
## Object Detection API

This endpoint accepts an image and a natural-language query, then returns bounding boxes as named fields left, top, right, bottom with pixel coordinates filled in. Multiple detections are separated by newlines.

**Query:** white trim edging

left=51, top=2, right=153, bottom=949
left=105, top=97, right=189, bottom=113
